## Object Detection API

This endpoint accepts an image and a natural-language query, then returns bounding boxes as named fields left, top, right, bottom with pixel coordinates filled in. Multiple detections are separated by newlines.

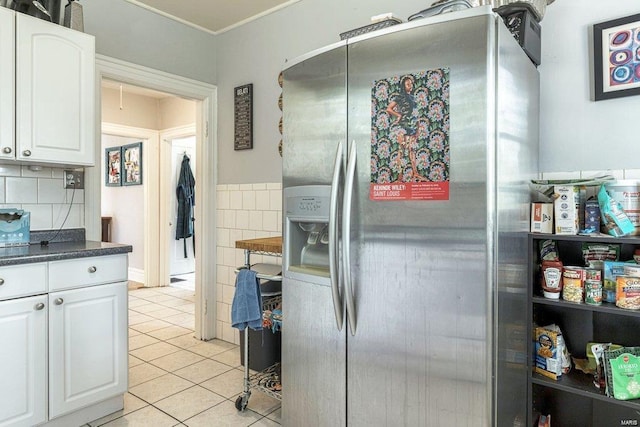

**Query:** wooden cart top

left=235, top=236, right=282, bottom=254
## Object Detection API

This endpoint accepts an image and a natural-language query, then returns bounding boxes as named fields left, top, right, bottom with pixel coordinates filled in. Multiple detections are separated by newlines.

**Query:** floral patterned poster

left=370, top=68, right=450, bottom=201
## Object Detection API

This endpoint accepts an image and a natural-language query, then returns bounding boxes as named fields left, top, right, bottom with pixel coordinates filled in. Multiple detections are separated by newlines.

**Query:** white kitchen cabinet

left=48, top=281, right=128, bottom=419
left=0, top=253, right=128, bottom=426
left=0, top=10, right=95, bottom=166
left=0, top=7, right=14, bottom=159
left=0, top=294, right=47, bottom=427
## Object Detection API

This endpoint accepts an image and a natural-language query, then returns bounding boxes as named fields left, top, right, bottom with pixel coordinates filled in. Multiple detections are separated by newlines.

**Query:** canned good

left=562, top=266, right=585, bottom=303
left=585, top=268, right=602, bottom=281
left=585, top=279, right=602, bottom=305
left=616, top=276, right=640, bottom=310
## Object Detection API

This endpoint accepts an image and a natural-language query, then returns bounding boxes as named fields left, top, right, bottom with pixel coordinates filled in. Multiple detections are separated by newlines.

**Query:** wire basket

left=339, top=18, right=402, bottom=40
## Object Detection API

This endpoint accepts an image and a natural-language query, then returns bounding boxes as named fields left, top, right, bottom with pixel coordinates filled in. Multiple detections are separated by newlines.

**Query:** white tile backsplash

left=38, top=178, right=66, bottom=204
left=216, top=182, right=282, bottom=345
left=23, top=204, right=53, bottom=230
left=0, top=164, right=21, bottom=176
left=53, top=203, right=83, bottom=229
left=22, top=165, right=54, bottom=178
left=1, top=166, right=84, bottom=231
left=625, top=170, right=640, bottom=180
left=6, top=177, right=38, bottom=204
left=242, top=191, right=255, bottom=210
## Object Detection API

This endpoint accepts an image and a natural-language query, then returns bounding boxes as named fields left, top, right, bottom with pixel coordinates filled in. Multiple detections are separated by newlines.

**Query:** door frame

left=89, top=55, right=218, bottom=340
left=160, top=124, right=196, bottom=283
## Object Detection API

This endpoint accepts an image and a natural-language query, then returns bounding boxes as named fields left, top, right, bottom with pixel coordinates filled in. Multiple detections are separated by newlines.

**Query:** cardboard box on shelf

left=531, top=203, right=553, bottom=233
left=554, top=185, right=579, bottom=235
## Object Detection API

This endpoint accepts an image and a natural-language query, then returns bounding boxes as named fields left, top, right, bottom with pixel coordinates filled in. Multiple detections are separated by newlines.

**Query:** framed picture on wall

left=122, top=142, right=143, bottom=186
left=105, top=147, right=121, bottom=186
left=593, top=13, right=640, bottom=101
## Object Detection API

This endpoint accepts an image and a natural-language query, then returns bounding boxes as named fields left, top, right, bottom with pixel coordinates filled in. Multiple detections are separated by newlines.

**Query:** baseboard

left=128, top=267, right=144, bottom=284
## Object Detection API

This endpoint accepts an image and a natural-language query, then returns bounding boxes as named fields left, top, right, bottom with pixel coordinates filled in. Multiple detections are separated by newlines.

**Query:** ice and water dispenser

left=284, top=185, right=331, bottom=284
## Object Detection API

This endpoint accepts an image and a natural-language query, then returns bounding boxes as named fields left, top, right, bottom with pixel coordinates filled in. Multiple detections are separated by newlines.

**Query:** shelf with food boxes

left=527, top=176, right=640, bottom=425
left=529, top=232, right=640, bottom=426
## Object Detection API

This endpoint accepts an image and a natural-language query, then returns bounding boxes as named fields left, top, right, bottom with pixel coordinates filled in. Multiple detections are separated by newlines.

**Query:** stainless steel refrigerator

left=281, top=6, right=539, bottom=426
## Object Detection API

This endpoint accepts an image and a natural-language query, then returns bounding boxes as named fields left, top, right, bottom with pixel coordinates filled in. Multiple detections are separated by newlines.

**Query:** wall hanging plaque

left=234, top=83, right=253, bottom=150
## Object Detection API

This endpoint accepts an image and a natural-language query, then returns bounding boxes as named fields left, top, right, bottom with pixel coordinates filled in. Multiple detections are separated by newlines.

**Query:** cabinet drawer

left=0, top=262, right=47, bottom=301
left=49, top=254, right=127, bottom=291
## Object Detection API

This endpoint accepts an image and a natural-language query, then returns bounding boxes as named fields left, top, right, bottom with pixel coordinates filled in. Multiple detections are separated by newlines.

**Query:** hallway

left=85, top=285, right=281, bottom=426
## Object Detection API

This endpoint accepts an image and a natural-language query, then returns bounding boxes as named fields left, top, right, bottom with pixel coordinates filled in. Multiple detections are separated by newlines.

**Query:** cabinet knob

left=23, top=150, right=31, bottom=157
left=54, top=298, right=64, bottom=305
left=88, top=266, right=97, bottom=273
left=2, top=147, right=11, bottom=154
left=0, top=278, right=4, bottom=286
left=35, top=302, right=45, bottom=311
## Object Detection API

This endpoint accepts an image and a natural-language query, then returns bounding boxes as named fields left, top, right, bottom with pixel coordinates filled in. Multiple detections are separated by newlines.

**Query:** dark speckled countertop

left=0, top=241, right=133, bottom=266
left=0, top=229, right=132, bottom=266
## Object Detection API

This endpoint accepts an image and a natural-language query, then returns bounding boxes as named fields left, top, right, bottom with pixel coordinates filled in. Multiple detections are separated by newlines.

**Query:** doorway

left=90, top=56, right=218, bottom=340
left=163, top=127, right=197, bottom=290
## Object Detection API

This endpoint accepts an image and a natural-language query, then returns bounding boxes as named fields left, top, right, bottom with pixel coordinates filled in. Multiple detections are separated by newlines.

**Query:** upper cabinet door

left=16, top=14, right=95, bottom=166
left=0, top=8, right=14, bottom=160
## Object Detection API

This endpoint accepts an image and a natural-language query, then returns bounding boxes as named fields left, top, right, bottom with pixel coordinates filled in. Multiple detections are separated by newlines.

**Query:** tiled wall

left=0, top=164, right=84, bottom=231
left=216, top=183, right=282, bottom=344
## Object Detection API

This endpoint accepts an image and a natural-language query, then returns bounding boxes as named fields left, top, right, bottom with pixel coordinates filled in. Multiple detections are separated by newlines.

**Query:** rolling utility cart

left=234, top=237, right=283, bottom=412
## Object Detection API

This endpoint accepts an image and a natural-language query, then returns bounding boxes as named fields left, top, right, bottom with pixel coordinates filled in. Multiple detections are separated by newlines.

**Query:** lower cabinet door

left=48, top=281, right=128, bottom=419
left=0, top=295, right=47, bottom=427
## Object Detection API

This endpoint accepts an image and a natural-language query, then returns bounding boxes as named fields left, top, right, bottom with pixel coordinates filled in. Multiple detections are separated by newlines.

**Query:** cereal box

left=604, top=261, right=630, bottom=302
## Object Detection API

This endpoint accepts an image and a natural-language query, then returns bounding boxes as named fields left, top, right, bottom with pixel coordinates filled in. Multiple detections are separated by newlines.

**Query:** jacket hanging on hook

left=176, top=154, right=195, bottom=258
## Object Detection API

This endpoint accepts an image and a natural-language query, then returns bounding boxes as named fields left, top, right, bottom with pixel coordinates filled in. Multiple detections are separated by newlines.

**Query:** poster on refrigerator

left=370, top=68, right=450, bottom=201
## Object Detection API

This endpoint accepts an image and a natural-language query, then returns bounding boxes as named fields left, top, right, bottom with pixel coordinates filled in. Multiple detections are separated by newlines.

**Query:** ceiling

left=125, top=0, right=300, bottom=35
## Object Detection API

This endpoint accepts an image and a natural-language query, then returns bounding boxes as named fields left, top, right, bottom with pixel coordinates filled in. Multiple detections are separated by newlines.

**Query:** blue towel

left=231, top=269, right=263, bottom=330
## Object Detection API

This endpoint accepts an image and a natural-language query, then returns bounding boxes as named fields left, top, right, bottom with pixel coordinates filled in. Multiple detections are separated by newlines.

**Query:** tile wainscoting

left=216, top=183, right=282, bottom=344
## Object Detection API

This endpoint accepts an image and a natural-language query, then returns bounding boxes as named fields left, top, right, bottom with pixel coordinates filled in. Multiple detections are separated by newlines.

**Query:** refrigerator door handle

left=342, top=141, right=357, bottom=336
left=329, top=140, right=345, bottom=331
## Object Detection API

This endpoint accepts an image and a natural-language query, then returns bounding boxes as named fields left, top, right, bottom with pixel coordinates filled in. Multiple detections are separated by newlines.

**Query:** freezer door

left=282, top=44, right=347, bottom=189
left=282, top=45, right=348, bottom=426
left=344, top=12, right=527, bottom=426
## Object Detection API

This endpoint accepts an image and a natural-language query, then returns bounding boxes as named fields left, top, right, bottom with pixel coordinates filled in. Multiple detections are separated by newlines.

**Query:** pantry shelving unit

left=234, top=236, right=283, bottom=412
left=528, top=233, right=640, bottom=426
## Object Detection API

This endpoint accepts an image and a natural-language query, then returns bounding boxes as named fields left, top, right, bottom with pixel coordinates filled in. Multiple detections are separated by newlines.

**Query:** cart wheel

left=235, top=395, right=248, bottom=411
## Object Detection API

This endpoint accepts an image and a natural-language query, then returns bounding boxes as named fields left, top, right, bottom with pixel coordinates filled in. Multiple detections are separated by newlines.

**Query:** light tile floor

left=85, top=284, right=281, bottom=427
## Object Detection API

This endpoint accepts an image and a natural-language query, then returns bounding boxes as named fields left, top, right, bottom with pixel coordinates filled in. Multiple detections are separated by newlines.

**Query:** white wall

left=82, top=0, right=217, bottom=85
left=101, top=134, right=145, bottom=270
left=102, top=87, right=161, bottom=130
left=539, top=0, right=640, bottom=173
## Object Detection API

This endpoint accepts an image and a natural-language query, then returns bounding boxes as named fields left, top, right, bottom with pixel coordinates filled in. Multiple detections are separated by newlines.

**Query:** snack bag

left=598, top=185, right=635, bottom=237
left=535, top=324, right=571, bottom=380
left=604, top=347, right=640, bottom=400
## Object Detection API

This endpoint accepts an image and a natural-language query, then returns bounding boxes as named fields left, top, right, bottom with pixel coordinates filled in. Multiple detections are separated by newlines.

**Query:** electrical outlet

left=64, top=170, right=84, bottom=189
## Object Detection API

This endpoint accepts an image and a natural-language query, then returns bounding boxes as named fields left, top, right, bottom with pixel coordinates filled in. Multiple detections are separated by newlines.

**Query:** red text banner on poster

left=369, top=181, right=449, bottom=201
